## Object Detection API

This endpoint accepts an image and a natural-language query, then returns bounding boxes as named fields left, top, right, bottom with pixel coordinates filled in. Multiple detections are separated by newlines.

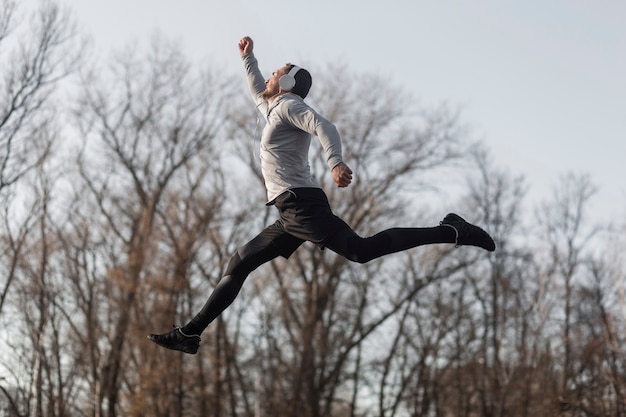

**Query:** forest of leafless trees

left=1, top=1, right=625, bottom=416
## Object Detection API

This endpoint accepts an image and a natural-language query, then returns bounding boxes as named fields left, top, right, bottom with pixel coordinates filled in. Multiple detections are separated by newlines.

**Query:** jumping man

left=148, top=36, right=495, bottom=354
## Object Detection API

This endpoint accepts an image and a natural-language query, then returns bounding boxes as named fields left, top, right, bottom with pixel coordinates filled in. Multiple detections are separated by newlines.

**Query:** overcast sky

left=23, top=0, right=626, bottom=224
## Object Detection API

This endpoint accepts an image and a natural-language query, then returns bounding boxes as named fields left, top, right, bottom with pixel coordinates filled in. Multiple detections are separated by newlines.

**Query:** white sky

left=23, top=0, right=626, bottom=223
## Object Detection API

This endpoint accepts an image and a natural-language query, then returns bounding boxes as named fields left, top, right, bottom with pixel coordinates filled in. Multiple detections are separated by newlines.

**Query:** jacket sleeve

left=241, top=53, right=268, bottom=117
left=285, top=99, right=344, bottom=170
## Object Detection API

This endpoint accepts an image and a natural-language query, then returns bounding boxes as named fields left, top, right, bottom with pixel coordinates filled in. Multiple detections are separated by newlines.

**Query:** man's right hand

left=238, top=36, right=253, bottom=56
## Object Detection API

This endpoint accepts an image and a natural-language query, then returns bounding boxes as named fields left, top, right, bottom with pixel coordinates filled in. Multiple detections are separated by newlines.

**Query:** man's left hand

left=332, top=162, right=353, bottom=188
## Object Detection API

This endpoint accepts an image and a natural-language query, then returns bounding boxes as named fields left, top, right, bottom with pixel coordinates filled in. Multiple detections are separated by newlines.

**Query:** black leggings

left=182, top=225, right=453, bottom=335
left=325, top=227, right=451, bottom=263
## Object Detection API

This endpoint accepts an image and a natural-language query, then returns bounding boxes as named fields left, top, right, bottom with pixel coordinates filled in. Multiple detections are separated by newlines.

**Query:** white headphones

left=278, top=65, right=301, bottom=91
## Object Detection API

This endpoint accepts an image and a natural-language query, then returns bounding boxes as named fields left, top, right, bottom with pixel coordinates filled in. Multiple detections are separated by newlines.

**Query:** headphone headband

left=288, top=65, right=302, bottom=77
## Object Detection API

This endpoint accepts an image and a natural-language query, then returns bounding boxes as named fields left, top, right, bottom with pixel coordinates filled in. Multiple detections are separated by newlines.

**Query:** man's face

left=262, top=65, right=290, bottom=100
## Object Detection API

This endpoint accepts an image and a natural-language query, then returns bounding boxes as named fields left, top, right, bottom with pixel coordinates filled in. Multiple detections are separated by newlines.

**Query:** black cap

left=292, top=67, right=312, bottom=99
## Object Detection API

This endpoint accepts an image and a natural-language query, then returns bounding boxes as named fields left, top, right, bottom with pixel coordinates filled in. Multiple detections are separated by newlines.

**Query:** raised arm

left=238, top=36, right=267, bottom=114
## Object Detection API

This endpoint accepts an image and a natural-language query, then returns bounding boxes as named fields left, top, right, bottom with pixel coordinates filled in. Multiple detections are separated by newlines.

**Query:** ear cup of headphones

left=278, top=66, right=301, bottom=91
left=279, top=74, right=296, bottom=90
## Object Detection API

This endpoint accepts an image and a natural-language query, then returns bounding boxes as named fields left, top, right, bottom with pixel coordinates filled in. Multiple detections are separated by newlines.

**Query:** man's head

left=262, top=63, right=312, bottom=100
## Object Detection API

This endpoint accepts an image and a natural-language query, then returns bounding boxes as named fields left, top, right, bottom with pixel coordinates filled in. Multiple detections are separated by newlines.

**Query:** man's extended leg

left=148, top=224, right=303, bottom=354
left=324, top=212, right=495, bottom=264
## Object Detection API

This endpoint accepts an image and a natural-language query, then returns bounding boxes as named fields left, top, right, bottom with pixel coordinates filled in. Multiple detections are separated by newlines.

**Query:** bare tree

left=538, top=173, right=599, bottom=413
left=0, top=1, right=84, bottom=413
left=0, top=0, right=83, bottom=315
left=575, top=259, right=626, bottom=416
left=71, top=34, right=233, bottom=416
left=0, top=0, right=83, bottom=190
left=1, top=150, right=87, bottom=417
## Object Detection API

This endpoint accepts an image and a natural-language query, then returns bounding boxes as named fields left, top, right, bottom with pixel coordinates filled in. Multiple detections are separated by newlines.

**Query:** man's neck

left=268, top=91, right=289, bottom=104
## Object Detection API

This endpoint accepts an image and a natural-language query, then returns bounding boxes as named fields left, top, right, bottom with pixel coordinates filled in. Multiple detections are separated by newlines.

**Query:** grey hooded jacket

left=241, top=52, right=344, bottom=204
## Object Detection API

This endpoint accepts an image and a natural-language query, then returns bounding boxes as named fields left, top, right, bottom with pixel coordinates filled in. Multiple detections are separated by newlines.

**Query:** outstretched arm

left=238, top=36, right=267, bottom=113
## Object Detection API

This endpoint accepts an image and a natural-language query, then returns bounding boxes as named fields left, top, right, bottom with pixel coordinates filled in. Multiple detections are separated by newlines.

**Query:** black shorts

left=238, top=188, right=356, bottom=260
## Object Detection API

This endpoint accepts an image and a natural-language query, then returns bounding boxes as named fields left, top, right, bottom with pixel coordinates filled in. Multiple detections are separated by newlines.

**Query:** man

left=148, top=36, right=495, bottom=354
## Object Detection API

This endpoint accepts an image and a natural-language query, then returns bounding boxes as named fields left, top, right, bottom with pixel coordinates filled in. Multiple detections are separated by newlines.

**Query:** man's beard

left=261, top=86, right=278, bottom=100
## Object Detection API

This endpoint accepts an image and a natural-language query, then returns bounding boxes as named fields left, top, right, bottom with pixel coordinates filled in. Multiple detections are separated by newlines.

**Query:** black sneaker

left=148, top=327, right=201, bottom=354
left=440, top=213, right=496, bottom=252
